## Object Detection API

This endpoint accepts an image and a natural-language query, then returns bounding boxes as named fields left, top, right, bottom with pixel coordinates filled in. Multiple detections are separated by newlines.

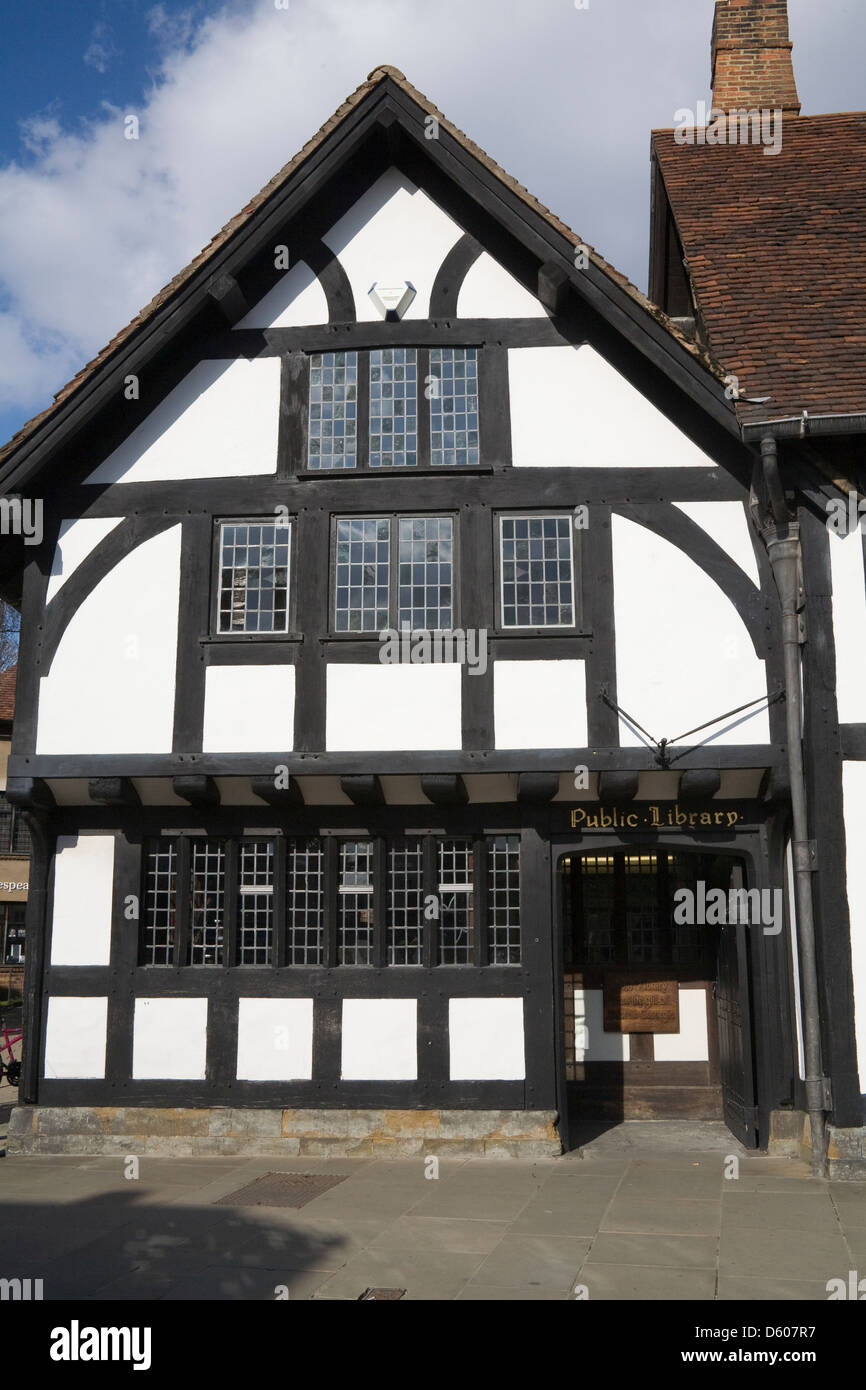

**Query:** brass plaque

left=603, top=972, right=679, bottom=1034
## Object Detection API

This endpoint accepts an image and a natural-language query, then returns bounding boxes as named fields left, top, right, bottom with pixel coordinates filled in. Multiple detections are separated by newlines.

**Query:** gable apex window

left=429, top=347, right=479, bottom=467
left=216, top=519, right=291, bottom=634
left=370, top=348, right=418, bottom=467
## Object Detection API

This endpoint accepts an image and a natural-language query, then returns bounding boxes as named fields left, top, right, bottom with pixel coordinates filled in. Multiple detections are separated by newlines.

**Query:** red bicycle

left=0, top=1014, right=22, bottom=1087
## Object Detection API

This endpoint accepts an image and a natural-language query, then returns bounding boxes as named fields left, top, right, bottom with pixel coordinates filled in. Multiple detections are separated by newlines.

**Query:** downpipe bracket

left=793, top=840, right=818, bottom=872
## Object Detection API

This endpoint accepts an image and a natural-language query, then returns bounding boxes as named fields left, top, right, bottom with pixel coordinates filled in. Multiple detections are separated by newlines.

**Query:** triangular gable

left=0, top=65, right=745, bottom=495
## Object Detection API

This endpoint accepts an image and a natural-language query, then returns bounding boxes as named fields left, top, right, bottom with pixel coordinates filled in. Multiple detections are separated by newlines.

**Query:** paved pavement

left=0, top=1119, right=864, bottom=1300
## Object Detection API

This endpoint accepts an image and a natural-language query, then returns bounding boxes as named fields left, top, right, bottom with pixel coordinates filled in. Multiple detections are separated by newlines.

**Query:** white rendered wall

left=613, top=515, right=769, bottom=747
left=235, top=260, right=329, bottom=329
left=202, top=666, right=295, bottom=753
left=494, top=660, right=587, bottom=749
left=322, top=168, right=462, bottom=321
left=132, top=998, right=208, bottom=1080
left=508, top=345, right=714, bottom=468
left=236, top=999, right=314, bottom=1081
left=47, top=518, right=124, bottom=602
left=50, top=835, right=115, bottom=966
left=830, top=530, right=866, bottom=724
left=652, top=990, right=710, bottom=1062
left=841, top=762, right=866, bottom=1090
left=341, top=999, right=417, bottom=1080
left=326, top=664, right=462, bottom=751
left=86, top=359, right=280, bottom=483
left=673, top=502, right=761, bottom=586
left=36, top=526, right=182, bottom=754
left=448, top=998, right=525, bottom=1080
left=573, top=988, right=629, bottom=1061
left=44, top=997, right=108, bottom=1079
left=457, top=253, right=548, bottom=318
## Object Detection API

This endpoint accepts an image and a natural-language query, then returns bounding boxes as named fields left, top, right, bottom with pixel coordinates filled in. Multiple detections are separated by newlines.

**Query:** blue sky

left=0, top=0, right=864, bottom=451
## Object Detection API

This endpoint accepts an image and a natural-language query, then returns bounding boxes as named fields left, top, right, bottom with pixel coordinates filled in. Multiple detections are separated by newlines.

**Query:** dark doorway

left=554, top=845, right=759, bottom=1151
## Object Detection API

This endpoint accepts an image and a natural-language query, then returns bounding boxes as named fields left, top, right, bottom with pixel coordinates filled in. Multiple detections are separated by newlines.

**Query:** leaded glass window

left=333, top=518, right=391, bottom=632
left=500, top=515, right=575, bottom=627
left=370, top=348, right=418, bottom=467
left=429, top=347, right=479, bottom=467
left=397, top=516, right=453, bottom=629
left=308, top=351, right=358, bottom=469
left=217, top=520, right=290, bottom=633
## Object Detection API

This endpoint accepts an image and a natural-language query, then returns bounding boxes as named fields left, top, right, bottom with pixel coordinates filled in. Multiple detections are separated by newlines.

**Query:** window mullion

left=357, top=350, right=370, bottom=469
left=418, top=347, right=431, bottom=468
left=174, top=836, right=191, bottom=967
left=390, top=516, right=400, bottom=630
left=224, top=840, right=239, bottom=967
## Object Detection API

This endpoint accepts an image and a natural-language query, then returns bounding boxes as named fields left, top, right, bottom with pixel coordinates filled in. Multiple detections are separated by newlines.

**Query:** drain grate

left=214, top=1171, right=350, bottom=1208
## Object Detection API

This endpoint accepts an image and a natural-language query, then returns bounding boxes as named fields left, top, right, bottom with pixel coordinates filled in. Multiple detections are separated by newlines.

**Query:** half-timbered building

left=1, top=5, right=863, bottom=1169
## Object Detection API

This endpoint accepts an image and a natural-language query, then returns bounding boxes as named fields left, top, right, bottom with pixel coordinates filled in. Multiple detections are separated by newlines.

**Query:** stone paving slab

left=1, top=1124, right=864, bottom=1300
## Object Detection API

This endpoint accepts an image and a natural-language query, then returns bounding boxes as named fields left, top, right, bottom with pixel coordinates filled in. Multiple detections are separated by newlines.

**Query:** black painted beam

left=87, top=776, right=141, bottom=807
left=172, top=774, right=220, bottom=807
left=537, top=260, right=570, bottom=315
left=4, top=776, right=55, bottom=811
left=339, top=775, right=385, bottom=806
left=206, top=273, right=249, bottom=325
left=679, top=769, right=722, bottom=801
left=597, top=770, right=639, bottom=802
left=250, top=774, right=304, bottom=806
left=516, top=773, right=560, bottom=803
left=420, top=774, right=468, bottom=805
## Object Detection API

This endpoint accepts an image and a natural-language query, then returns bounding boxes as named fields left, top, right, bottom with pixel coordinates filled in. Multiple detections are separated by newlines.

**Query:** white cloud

left=83, top=21, right=118, bottom=75
left=0, top=0, right=864, bottom=443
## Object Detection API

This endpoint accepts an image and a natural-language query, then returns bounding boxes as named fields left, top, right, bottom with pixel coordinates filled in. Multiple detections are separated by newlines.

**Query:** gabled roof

left=0, top=65, right=739, bottom=486
left=652, top=113, right=866, bottom=426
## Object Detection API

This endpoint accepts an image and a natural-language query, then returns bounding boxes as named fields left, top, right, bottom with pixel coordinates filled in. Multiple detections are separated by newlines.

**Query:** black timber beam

left=679, top=769, right=722, bottom=801
left=420, top=774, right=468, bottom=805
left=537, top=261, right=570, bottom=315
left=598, top=770, right=639, bottom=802
left=88, top=776, right=141, bottom=807
left=206, top=273, right=249, bottom=326
left=339, top=775, right=385, bottom=806
left=250, top=774, right=304, bottom=806
left=172, top=774, right=220, bottom=808
left=5, top=777, right=55, bottom=811
left=516, top=773, right=560, bottom=803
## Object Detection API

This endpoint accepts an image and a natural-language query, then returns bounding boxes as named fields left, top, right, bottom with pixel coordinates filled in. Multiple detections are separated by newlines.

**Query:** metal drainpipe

left=758, top=435, right=828, bottom=1178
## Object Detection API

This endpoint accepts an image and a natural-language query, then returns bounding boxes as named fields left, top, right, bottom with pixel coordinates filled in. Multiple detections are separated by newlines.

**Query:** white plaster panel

left=341, top=999, right=417, bottom=1080
left=842, top=762, right=866, bottom=1088
left=508, top=344, right=714, bottom=468
left=236, top=999, right=313, bottom=1080
left=574, top=988, right=629, bottom=1061
left=652, top=989, right=710, bottom=1062
left=674, top=502, right=761, bottom=586
left=322, top=168, right=463, bottom=321
left=50, top=834, right=115, bottom=966
left=326, top=664, right=462, bottom=751
left=612, top=515, right=769, bottom=747
left=132, top=997, right=208, bottom=1080
left=494, top=660, right=587, bottom=749
left=830, top=530, right=866, bottom=724
left=202, top=665, right=295, bottom=753
left=85, top=359, right=280, bottom=483
left=44, top=997, right=108, bottom=1079
left=235, top=260, right=329, bottom=329
left=448, top=997, right=525, bottom=1080
left=457, top=252, right=548, bottom=318
left=36, top=526, right=181, bottom=754
left=47, top=518, right=124, bottom=602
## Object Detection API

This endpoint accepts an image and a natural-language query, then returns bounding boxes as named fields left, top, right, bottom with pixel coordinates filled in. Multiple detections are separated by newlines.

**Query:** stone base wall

left=6, top=1106, right=561, bottom=1159
left=769, top=1108, right=866, bottom=1179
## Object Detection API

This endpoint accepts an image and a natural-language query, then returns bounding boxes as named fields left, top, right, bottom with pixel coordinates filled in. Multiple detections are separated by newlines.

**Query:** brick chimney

left=711, top=0, right=801, bottom=114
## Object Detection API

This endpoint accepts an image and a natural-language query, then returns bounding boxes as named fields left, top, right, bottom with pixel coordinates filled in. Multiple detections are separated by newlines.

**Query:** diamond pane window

left=287, top=838, right=325, bottom=965
left=308, top=351, right=358, bottom=469
left=217, top=520, right=290, bottom=633
left=488, top=835, right=521, bottom=965
left=388, top=839, right=424, bottom=966
left=334, top=518, right=391, bottom=632
left=500, top=515, right=575, bottom=627
left=338, top=840, right=374, bottom=966
left=143, top=839, right=177, bottom=966
left=238, top=840, right=274, bottom=966
left=429, top=347, right=479, bottom=466
left=397, top=516, right=453, bottom=630
left=370, top=348, right=417, bottom=467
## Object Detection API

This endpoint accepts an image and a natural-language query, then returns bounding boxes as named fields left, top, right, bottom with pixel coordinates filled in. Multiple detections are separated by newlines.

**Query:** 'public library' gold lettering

left=570, top=804, right=741, bottom=831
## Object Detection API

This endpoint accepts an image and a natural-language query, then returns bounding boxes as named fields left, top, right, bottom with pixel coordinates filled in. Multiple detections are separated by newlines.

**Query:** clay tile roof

left=652, top=113, right=866, bottom=425
left=0, top=666, right=17, bottom=723
left=0, top=66, right=722, bottom=471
